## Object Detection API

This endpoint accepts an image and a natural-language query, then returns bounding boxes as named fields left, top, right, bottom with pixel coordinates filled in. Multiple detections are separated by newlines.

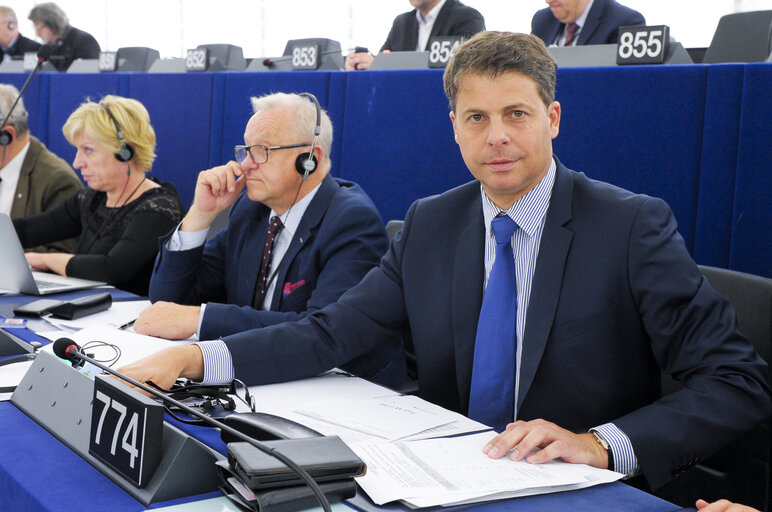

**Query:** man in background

left=346, top=0, right=485, bottom=70
left=531, top=0, right=645, bottom=46
left=0, top=6, right=40, bottom=60
left=0, top=83, right=82, bottom=252
left=28, top=2, right=100, bottom=71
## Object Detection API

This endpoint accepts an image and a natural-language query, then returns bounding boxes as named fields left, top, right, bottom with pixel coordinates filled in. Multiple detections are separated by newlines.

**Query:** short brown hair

left=443, top=31, right=557, bottom=112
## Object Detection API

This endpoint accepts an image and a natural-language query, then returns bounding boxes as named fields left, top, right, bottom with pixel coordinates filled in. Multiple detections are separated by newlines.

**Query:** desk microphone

left=52, top=337, right=332, bottom=512
left=0, top=45, right=56, bottom=138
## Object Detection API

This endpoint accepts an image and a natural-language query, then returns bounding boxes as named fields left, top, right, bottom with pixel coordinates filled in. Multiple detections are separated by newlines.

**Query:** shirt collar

left=416, top=0, right=446, bottom=25
left=269, top=179, right=323, bottom=240
left=481, top=158, right=556, bottom=238
left=573, top=0, right=595, bottom=29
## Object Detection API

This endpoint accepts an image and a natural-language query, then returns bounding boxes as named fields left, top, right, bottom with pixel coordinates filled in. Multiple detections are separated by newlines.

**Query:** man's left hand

left=483, top=419, right=609, bottom=469
left=134, top=301, right=200, bottom=340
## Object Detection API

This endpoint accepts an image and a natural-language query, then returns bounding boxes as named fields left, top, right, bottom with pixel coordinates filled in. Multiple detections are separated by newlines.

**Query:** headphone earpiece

left=101, top=104, right=134, bottom=162
left=0, top=129, right=13, bottom=147
left=295, top=92, right=322, bottom=180
left=295, top=152, right=318, bottom=179
left=8, top=22, right=16, bottom=30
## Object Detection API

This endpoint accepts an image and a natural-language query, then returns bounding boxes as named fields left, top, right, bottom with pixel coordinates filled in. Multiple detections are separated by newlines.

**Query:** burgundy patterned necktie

left=564, top=22, right=580, bottom=46
left=253, top=215, right=284, bottom=308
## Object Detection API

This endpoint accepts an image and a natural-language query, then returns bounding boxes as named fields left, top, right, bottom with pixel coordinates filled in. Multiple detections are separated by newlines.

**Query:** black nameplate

left=99, top=51, right=118, bottom=72
left=289, top=42, right=320, bottom=70
left=186, top=48, right=209, bottom=72
left=23, top=52, right=38, bottom=71
left=427, top=36, right=465, bottom=68
left=88, top=375, right=163, bottom=488
left=616, top=25, right=670, bottom=65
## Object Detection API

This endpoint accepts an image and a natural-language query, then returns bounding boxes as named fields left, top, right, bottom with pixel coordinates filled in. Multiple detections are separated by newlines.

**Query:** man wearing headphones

left=28, top=2, right=99, bottom=71
left=0, top=6, right=40, bottom=60
left=135, top=92, right=405, bottom=387
left=0, top=83, right=81, bottom=252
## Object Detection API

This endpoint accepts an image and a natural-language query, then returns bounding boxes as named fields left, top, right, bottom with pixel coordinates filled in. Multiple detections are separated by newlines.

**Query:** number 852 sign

left=616, top=25, right=670, bottom=65
left=88, top=375, right=163, bottom=488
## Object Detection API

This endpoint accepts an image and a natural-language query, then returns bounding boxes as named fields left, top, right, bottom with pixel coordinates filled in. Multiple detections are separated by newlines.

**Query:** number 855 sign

left=616, top=25, right=670, bottom=65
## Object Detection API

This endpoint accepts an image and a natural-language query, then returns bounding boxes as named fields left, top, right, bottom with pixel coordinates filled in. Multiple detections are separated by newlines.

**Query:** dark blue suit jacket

left=220, top=160, right=770, bottom=490
left=381, top=0, right=485, bottom=52
left=531, top=0, right=645, bottom=46
left=149, top=173, right=405, bottom=386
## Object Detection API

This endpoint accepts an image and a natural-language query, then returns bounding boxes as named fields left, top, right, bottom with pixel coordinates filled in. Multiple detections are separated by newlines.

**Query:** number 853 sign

left=88, top=375, right=164, bottom=488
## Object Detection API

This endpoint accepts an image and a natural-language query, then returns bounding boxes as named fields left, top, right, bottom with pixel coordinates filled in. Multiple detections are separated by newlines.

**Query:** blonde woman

left=13, top=95, right=184, bottom=295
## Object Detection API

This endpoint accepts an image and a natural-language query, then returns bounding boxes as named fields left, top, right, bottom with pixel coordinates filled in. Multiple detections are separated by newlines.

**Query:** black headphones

left=0, top=125, right=12, bottom=147
left=294, top=92, right=321, bottom=180
left=101, top=103, right=134, bottom=163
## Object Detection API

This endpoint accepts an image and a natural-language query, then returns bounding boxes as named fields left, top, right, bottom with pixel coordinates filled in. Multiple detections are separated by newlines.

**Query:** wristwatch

left=590, top=430, right=615, bottom=472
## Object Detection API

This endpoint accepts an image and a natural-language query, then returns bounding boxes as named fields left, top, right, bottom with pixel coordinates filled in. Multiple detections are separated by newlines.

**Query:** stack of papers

left=267, top=392, right=623, bottom=507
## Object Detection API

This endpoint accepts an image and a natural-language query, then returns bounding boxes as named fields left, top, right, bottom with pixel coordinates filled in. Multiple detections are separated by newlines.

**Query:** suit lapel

left=545, top=20, right=564, bottom=47
left=577, top=0, right=607, bottom=45
left=451, top=186, right=485, bottom=409
left=270, top=174, right=338, bottom=309
left=10, top=141, right=36, bottom=218
left=428, top=0, right=455, bottom=46
left=404, top=12, right=419, bottom=51
left=516, top=161, right=574, bottom=413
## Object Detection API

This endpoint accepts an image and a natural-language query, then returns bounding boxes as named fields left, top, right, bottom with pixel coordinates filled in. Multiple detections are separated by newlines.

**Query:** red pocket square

left=283, top=280, right=306, bottom=296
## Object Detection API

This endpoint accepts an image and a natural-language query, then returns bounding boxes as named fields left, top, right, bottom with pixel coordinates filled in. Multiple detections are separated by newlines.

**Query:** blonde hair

left=62, top=95, right=156, bottom=171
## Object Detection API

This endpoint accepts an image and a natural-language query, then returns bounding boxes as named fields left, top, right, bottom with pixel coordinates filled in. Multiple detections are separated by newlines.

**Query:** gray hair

left=28, top=2, right=69, bottom=35
left=0, top=6, right=19, bottom=25
left=0, top=83, right=29, bottom=135
left=250, top=92, right=333, bottom=166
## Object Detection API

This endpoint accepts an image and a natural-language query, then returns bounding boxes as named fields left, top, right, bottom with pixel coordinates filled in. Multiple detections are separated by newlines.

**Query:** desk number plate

left=290, top=44, right=320, bottom=70
left=427, top=36, right=465, bottom=68
left=99, top=51, right=118, bottom=72
left=88, top=375, right=163, bottom=488
left=186, top=48, right=209, bottom=71
left=616, top=25, right=670, bottom=65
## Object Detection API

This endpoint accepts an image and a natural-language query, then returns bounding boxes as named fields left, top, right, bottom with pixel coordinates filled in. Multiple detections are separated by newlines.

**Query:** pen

left=118, top=319, right=136, bottom=330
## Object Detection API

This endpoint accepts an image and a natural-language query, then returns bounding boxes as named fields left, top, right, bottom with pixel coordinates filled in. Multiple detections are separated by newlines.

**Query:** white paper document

left=281, top=394, right=487, bottom=444
left=352, top=431, right=624, bottom=507
left=43, top=300, right=150, bottom=331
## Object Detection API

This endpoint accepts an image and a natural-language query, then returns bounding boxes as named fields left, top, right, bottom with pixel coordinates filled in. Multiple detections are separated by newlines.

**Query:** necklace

left=82, top=175, right=148, bottom=253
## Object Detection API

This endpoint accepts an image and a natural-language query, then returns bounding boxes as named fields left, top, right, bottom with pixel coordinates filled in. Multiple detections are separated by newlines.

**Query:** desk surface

left=0, top=290, right=682, bottom=512
left=0, top=400, right=681, bottom=512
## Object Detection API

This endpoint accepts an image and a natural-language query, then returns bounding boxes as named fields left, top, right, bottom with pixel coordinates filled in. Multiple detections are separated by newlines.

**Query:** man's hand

left=345, top=51, right=375, bottom=71
left=116, top=344, right=205, bottom=395
left=182, top=162, right=246, bottom=231
left=696, top=499, right=761, bottom=512
left=482, top=419, right=609, bottom=469
left=133, top=301, right=201, bottom=340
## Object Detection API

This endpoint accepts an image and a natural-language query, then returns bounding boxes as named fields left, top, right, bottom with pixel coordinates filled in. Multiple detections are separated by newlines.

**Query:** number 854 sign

left=616, top=25, right=670, bottom=65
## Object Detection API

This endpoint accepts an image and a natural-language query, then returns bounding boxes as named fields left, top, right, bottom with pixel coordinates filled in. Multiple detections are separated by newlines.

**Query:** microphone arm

left=0, top=48, right=49, bottom=134
left=53, top=338, right=332, bottom=512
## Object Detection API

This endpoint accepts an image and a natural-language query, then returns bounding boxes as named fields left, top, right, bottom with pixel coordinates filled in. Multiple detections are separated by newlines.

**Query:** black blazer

left=381, top=0, right=485, bottom=52
left=222, top=159, right=770, bottom=490
left=4, top=34, right=41, bottom=59
left=531, top=0, right=645, bottom=46
left=49, top=26, right=100, bottom=71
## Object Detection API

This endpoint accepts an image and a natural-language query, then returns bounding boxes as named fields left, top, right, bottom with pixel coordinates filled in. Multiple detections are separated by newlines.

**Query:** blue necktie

left=468, top=214, right=518, bottom=432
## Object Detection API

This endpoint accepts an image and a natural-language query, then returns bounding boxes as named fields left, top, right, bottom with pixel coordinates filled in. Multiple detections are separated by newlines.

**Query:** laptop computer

left=0, top=213, right=106, bottom=295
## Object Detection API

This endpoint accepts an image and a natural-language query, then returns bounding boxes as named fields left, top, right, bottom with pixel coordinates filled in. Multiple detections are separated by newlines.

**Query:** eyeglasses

left=234, top=143, right=310, bottom=165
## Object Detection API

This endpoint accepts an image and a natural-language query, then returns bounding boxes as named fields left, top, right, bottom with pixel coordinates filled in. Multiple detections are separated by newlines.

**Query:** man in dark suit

left=346, top=0, right=484, bottom=70
left=133, top=92, right=404, bottom=387
left=0, top=7, right=40, bottom=60
left=531, top=0, right=645, bottom=46
left=119, top=32, right=770, bottom=494
left=0, top=83, right=82, bottom=252
left=28, top=2, right=99, bottom=71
